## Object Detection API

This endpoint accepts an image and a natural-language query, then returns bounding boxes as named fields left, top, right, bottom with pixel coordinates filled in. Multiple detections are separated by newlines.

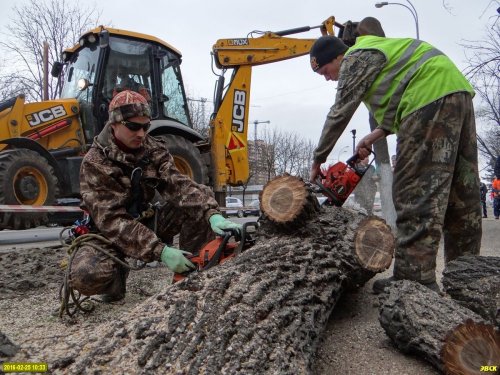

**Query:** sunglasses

left=121, top=120, right=151, bottom=132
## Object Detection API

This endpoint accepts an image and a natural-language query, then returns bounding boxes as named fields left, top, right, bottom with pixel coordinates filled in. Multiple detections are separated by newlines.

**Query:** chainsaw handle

left=346, top=150, right=376, bottom=168
left=202, top=231, right=232, bottom=270
left=234, top=221, right=258, bottom=255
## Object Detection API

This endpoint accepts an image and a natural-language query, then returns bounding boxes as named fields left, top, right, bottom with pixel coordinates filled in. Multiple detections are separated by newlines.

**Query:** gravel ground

left=0, top=209, right=497, bottom=374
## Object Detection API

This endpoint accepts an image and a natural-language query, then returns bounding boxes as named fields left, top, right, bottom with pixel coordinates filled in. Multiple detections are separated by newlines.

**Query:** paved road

left=0, top=216, right=259, bottom=251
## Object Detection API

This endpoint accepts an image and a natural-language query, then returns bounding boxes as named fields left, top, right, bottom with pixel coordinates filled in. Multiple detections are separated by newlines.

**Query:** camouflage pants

left=69, top=204, right=214, bottom=296
left=494, top=197, right=500, bottom=218
left=392, top=92, right=481, bottom=283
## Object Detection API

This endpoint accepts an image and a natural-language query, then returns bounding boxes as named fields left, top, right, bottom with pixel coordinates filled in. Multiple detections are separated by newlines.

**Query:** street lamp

left=375, top=0, right=420, bottom=39
left=350, top=129, right=356, bottom=154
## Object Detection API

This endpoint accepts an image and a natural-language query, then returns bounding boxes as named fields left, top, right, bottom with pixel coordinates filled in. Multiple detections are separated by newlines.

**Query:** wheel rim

left=13, top=166, right=48, bottom=205
left=173, top=155, right=194, bottom=179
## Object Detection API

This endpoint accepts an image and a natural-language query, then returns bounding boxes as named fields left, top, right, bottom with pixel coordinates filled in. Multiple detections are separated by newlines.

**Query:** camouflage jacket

left=80, top=124, right=219, bottom=262
left=314, top=50, right=386, bottom=163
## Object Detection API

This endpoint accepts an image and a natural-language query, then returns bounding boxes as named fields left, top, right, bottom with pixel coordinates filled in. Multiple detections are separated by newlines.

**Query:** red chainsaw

left=315, top=152, right=375, bottom=207
left=172, top=221, right=258, bottom=283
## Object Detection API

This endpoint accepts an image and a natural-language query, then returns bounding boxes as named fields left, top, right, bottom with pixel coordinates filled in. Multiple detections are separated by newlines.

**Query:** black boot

left=98, top=265, right=128, bottom=303
left=372, top=276, right=398, bottom=294
left=420, top=281, right=440, bottom=293
left=98, top=293, right=125, bottom=303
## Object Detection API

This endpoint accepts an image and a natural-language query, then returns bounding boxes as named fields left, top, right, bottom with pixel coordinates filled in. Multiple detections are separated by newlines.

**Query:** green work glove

left=160, top=246, right=195, bottom=273
left=209, top=214, right=242, bottom=236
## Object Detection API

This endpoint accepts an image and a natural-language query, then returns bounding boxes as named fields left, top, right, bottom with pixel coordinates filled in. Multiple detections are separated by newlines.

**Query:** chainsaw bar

left=172, top=221, right=258, bottom=283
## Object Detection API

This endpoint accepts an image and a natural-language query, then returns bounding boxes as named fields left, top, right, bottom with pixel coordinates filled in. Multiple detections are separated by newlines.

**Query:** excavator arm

left=212, top=16, right=337, bottom=68
left=209, top=16, right=352, bottom=202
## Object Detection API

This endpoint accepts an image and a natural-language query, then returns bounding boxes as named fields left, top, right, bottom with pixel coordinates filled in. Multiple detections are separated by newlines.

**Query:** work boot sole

left=372, top=276, right=397, bottom=294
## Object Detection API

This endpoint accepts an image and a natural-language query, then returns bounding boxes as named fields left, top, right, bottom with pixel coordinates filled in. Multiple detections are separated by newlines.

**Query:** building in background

left=248, top=139, right=271, bottom=185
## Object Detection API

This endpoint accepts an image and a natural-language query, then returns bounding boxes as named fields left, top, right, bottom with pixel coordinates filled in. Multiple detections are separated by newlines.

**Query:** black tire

left=0, top=149, right=59, bottom=230
left=158, top=135, right=208, bottom=184
left=237, top=210, right=244, bottom=218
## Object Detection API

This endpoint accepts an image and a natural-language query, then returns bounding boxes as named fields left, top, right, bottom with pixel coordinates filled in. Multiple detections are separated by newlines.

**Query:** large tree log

left=442, top=255, right=500, bottom=327
left=379, top=280, right=500, bottom=374
left=39, top=201, right=394, bottom=374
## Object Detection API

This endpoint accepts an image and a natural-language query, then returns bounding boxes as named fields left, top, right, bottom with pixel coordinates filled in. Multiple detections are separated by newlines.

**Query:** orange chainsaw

left=172, top=221, right=258, bottom=283
left=315, top=153, right=375, bottom=207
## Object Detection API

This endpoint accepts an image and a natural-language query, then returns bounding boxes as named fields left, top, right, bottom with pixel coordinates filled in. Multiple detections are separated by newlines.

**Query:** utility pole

left=187, top=97, right=208, bottom=120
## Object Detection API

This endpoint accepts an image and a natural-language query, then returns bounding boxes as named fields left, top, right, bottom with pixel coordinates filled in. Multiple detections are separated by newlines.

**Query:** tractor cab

left=55, top=26, right=193, bottom=144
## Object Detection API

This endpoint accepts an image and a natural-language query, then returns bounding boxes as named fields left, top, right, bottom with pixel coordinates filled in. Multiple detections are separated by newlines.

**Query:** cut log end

left=260, top=175, right=318, bottom=224
left=354, top=217, right=394, bottom=272
left=441, top=320, right=500, bottom=375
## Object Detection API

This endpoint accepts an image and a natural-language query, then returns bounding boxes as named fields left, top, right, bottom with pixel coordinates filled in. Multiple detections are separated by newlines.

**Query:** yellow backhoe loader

left=0, top=17, right=357, bottom=229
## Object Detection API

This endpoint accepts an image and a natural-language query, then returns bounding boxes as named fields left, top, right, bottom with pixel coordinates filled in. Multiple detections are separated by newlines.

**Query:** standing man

left=495, top=155, right=500, bottom=179
left=70, top=90, right=240, bottom=302
left=308, top=34, right=481, bottom=293
left=355, top=17, right=397, bottom=229
left=480, top=181, right=488, bottom=218
left=353, top=156, right=379, bottom=214
left=493, top=175, right=500, bottom=220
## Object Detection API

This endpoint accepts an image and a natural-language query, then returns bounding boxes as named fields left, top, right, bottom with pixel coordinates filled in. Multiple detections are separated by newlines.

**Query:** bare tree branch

left=0, top=0, right=101, bottom=102
left=462, top=21, right=500, bottom=178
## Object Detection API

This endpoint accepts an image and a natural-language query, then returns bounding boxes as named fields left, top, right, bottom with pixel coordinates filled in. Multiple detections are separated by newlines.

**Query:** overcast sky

left=1, top=0, right=498, bottom=170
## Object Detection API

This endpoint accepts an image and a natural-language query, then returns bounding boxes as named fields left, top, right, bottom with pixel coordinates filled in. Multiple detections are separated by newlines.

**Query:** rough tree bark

left=442, top=255, right=500, bottom=327
left=45, top=177, right=394, bottom=374
left=379, top=280, right=500, bottom=375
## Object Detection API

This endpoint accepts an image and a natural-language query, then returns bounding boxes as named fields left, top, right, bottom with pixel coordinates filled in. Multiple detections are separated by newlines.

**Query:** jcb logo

left=232, top=90, right=246, bottom=133
left=480, top=365, right=498, bottom=372
left=27, top=105, right=67, bottom=127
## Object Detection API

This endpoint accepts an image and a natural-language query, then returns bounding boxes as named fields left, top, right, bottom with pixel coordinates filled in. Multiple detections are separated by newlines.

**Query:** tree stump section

left=442, top=255, right=500, bottom=327
left=259, top=175, right=321, bottom=227
left=379, top=280, right=500, bottom=374
left=33, top=176, right=395, bottom=374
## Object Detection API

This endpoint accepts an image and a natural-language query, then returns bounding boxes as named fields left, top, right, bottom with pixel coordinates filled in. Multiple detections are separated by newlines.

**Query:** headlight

left=77, top=78, right=89, bottom=90
left=87, top=34, right=97, bottom=43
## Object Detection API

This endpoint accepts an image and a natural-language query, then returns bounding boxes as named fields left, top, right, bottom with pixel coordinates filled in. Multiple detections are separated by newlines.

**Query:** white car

left=243, top=199, right=261, bottom=217
left=225, top=197, right=244, bottom=218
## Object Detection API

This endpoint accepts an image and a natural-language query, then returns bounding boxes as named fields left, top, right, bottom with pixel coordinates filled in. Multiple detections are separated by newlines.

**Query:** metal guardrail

left=0, top=205, right=254, bottom=213
left=0, top=205, right=83, bottom=212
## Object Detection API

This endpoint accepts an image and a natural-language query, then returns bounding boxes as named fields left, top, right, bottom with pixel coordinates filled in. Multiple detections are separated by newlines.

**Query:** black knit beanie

left=310, top=36, right=349, bottom=72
